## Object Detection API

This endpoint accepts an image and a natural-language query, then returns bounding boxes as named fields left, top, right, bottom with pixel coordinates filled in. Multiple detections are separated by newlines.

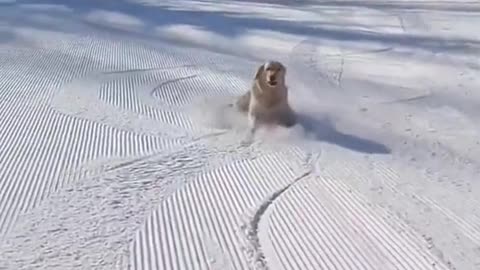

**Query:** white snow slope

left=0, top=0, right=480, bottom=269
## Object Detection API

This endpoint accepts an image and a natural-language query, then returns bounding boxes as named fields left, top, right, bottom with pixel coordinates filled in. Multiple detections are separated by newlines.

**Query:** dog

left=235, top=60, right=296, bottom=133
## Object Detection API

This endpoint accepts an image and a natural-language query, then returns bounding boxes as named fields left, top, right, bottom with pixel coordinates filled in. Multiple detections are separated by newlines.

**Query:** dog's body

left=235, top=61, right=296, bottom=131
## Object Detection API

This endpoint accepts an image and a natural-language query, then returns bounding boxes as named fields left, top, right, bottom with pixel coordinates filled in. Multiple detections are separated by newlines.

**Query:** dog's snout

left=268, top=75, right=275, bottom=81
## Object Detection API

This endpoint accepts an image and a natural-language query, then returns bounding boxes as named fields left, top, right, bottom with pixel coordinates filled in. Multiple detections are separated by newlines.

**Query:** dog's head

left=255, top=60, right=286, bottom=88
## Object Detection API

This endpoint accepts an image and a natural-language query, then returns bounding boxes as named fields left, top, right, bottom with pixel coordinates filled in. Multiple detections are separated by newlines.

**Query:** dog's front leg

left=235, top=91, right=251, bottom=113
left=247, top=92, right=260, bottom=134
left=248, top=112, right=258, bottom=135
left=239, top=111, right=257, bottom=146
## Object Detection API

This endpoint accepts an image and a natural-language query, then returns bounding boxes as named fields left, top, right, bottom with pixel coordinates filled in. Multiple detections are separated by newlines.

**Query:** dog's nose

left=269, top=75, right=275, bottom=81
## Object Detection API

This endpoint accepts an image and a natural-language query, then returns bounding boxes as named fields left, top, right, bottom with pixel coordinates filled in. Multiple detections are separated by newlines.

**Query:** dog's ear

left=279, top=62, right=287, bottom=74
left=254, top=64, right=264, bottom=80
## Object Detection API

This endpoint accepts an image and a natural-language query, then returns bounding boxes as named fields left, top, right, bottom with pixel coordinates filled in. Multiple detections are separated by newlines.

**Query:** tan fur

left=235, top=61, right=296, bottom=131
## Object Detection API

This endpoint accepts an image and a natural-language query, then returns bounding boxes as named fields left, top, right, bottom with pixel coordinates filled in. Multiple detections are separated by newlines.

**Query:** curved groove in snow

left=259, top=168, right=452, bottom=270
left=240, top=169, right=313, bottom=270
left=129, top=148, right=311, bottom=270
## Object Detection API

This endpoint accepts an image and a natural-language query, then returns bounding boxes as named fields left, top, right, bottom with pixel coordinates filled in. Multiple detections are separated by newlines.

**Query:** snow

left=0, top=0, right=479, bottom=269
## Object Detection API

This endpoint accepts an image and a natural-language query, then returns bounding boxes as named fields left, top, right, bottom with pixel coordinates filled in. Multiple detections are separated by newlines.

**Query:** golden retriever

left=235, top=61, right=296, bottom=132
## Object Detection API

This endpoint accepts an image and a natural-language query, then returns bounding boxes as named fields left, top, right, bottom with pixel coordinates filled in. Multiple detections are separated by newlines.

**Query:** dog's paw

left=282, top=117, right=297, bottom=128
left=278, top=110, right=297, bottom=128
left=239, top=125, right=256, bottom=146
left=240, top=133, right=254, bottom=147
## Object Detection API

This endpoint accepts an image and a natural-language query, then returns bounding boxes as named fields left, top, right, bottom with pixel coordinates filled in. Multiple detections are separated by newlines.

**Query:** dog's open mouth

left=267, top=81, right=277, bottom=86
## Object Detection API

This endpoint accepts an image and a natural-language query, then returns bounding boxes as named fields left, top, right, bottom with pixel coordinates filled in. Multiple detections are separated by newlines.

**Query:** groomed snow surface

left=1, top=0, right=480, bottom=269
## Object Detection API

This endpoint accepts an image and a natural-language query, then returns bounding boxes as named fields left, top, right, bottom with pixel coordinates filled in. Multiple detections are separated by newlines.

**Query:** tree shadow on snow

left=7, top=0, right=480, bottom=55
left=295, top=113, right=391, bottom=155
left=0, top=30, right=15, bottom=44
left=318, top=1, right=480, bottom=13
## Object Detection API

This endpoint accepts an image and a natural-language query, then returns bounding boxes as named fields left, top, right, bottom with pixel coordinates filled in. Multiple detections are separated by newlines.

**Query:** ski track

left=298, top=146, right=480, bottom=269
left=1, top=1, right=480, bottom=270
left=0, top=137, right=287, bottom=269
left=261, top=172, right=450, bottom=270
left=0, top=48, right=182, bottom=237
left=350, top=160, right=480, bottom=245
left=130, top=148, right=310, bottom=270
left=240, top=168, right=314, bottom=270
left=0, top=13, right=251, bottom=239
